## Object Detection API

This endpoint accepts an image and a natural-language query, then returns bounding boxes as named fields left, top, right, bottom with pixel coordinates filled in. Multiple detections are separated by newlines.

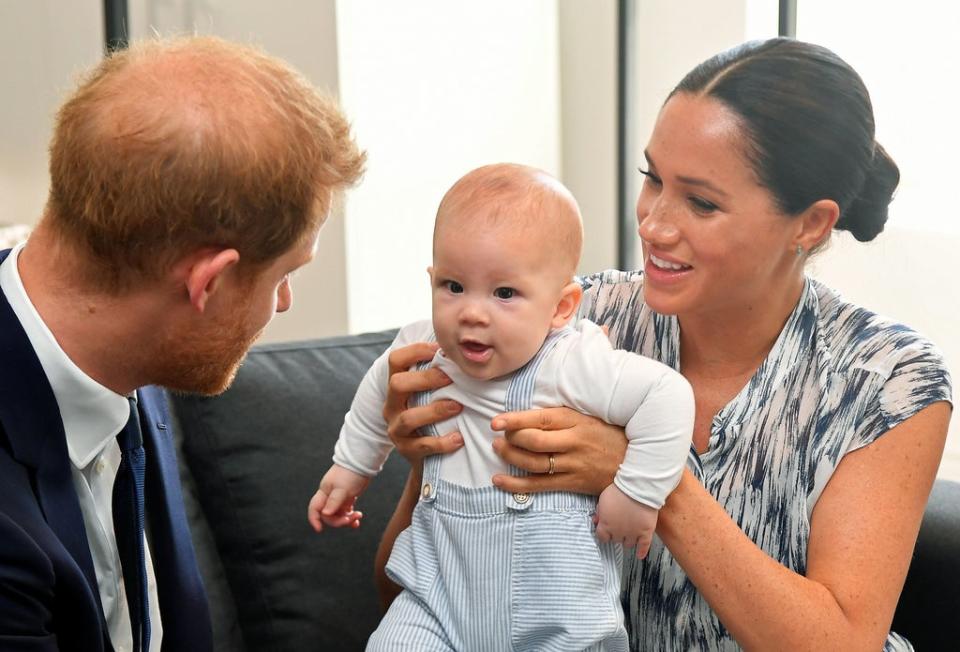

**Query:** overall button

left=513, top=492, right=529, bottom=504
left=421, top=483, right=432, bottom=499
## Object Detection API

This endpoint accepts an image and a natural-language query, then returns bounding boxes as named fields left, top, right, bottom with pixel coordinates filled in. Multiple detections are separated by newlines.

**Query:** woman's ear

left=794, top=199, right=840, bottom=253
left=181, top=248, right=241, bottom=313
left=551, top=282, right=583, bottom=328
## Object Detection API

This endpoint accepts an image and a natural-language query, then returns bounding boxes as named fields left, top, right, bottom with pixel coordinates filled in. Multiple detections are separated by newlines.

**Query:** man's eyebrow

left=644, top=150, right=729, bottom=198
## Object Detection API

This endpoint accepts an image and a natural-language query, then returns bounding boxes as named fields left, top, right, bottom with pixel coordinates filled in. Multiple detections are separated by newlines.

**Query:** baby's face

left=431, top=222, right=567, bottom=381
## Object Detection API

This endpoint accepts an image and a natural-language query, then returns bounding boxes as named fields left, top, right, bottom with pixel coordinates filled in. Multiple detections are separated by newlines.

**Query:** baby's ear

left=427, top=266, right=434, bottom=283
left=551, top=282, right=583, bottom=328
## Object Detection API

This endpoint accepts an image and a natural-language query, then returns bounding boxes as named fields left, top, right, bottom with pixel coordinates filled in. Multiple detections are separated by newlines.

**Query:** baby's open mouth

left=459, top=340, right=493, bottom=362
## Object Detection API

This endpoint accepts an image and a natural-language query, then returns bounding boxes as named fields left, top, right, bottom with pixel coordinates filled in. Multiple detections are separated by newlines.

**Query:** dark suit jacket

left=0, top=248, right=212, bottom=652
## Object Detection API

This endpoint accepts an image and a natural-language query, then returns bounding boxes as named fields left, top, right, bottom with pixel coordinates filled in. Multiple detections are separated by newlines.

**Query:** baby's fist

left=595, top=484, right=659, bottom=559
left=307, top=464, right=370, bottom=532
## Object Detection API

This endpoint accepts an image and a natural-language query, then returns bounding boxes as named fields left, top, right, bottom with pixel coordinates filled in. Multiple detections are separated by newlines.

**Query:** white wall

left=626, top=0, right=777, bottom=221
left=127, top=0, right=349, bottom=342
left=809, top=231, right=960, bottom=479
left=795, top=0, right=959, bottom=479
left=0, top=2, right=102, bottom=227
left=558, top=0, right=618, bottom=275
left=335, top=0, right=562, bottom=334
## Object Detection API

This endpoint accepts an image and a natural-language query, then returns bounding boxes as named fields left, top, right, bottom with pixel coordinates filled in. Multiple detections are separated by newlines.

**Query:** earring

left=795, top=245, right=804, bottom=256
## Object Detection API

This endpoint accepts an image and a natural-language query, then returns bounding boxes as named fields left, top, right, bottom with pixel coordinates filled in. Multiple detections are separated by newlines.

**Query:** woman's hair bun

left=835, top=143, right=900, bottom=242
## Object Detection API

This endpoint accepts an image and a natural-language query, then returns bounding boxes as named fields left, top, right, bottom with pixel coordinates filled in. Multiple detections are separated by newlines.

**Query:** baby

left=309, top=163, right=694, bottom=650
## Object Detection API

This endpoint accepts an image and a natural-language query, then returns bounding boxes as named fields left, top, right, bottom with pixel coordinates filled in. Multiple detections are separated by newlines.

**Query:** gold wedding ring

left=548, top=454, right=556, bottom=475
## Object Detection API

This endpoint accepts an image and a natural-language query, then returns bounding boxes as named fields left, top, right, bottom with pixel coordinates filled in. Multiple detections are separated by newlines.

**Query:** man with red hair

left=0, top=36, right=364, bottom=651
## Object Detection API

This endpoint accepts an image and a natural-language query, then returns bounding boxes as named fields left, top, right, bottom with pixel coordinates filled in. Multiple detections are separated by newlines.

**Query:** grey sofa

left=166, top=330, right=959, bottom=651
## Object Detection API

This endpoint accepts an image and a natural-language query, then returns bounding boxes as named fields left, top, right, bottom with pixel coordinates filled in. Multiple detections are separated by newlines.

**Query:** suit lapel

left=1, top=249, right=211, bottom=650
left=140, top=386, right=213, bottom=651
left=0, top=249, right=106, bottom=616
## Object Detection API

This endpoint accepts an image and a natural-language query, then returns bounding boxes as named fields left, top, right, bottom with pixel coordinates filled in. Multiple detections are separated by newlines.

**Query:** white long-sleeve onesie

left=333, top=319, right=694, bottom=508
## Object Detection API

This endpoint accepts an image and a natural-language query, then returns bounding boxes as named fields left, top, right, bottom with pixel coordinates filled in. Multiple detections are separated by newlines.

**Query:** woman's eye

left=689, top=196, right=718, bottom=213
left=494, top=287, right=515, bottom=300
left=638, top=167, right=662, bottom=186
left=445, top=281, right=464, bottom=293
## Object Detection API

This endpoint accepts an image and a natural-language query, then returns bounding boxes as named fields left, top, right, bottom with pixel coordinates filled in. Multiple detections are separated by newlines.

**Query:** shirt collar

left=0, top=243, right=129, bottom=468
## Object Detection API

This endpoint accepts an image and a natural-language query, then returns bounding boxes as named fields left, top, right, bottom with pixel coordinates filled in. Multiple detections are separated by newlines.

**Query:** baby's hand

left=595, top=484, right=659, bottom=559
left=307, top=464, right=370, bottom=533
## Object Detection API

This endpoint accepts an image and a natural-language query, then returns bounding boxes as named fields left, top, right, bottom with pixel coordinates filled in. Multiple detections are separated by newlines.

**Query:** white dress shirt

left=0, top=243, right=163, bottom=652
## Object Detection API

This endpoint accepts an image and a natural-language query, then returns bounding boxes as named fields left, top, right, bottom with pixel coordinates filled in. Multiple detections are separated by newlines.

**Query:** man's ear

left=551, top=282, right=583, bottom=328
left=794, top=199, right=839, bottom=253
left=182, top=248, right=241, bottom=313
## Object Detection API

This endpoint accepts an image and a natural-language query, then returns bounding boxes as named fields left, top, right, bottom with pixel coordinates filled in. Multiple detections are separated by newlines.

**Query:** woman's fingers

left=492, top=471, right=572, bottom=494
left=387, top=341, right=441, bottom=376
left=502, top=427, right=577, bottom=454
left=492, top=436, right=575, bottom=474
left=491, top=407, right=583, bottom=434
left=381, top=341, right=463, bottom=464
left=490, top=407, right=628, bottom=496
left=386, top=400, right=461, bottom=441
left=383, top=342, right=447, bottom=420
left=490, top=407, right=586, bottom=454
left=388, top=366, right=452, bottom=397
left=383, top=367, right=451, bottom=423
left=394, top=430, right=464, bottom=460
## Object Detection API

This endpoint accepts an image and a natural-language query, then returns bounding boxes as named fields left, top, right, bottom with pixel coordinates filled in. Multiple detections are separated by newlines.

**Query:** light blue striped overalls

left=367, top=331, right=628, bottom=651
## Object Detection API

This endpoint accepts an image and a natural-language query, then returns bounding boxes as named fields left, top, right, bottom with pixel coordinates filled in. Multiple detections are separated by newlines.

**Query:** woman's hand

left=489, top=407, right=627, bottom=495
left=383, top=342, right=464, bottom=464
left=376, top=341, right=463, bottom=610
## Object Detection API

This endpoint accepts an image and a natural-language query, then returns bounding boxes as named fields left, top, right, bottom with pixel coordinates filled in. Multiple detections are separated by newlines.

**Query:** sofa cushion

left=892, top=478, right=960, bottom=649
left=168, top=329, right=406, bottom=652
left=169, top=327, right=957, bottom=650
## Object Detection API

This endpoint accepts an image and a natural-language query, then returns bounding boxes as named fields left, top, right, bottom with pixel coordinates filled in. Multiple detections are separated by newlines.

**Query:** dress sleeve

left=849, top=336, right=953, bottom=451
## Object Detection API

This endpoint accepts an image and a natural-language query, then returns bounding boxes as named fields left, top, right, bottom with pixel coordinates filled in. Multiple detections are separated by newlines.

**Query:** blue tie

left=113, top=396, right=151, bottom=652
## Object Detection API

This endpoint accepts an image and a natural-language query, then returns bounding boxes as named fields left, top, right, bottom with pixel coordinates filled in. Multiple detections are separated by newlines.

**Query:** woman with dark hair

left=376, top=38, right=952, bottom=650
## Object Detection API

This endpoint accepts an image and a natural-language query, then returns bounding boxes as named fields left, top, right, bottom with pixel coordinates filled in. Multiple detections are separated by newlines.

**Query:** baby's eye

left=445, top=281, right=464, bottom=294
left=494, top=287, right=515, bottom=300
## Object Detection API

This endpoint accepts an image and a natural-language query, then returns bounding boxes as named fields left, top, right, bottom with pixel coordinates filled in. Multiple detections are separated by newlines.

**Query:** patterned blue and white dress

left=578, top=270, right=953, bottom=652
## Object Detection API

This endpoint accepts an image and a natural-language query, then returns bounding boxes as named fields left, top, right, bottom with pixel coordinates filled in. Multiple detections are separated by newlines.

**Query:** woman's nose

left=637, top=196, right=680, bottom=245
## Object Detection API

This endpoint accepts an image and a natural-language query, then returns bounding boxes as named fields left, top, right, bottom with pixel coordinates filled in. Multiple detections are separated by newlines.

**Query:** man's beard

left=154, top=311, right=264, bottom=396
